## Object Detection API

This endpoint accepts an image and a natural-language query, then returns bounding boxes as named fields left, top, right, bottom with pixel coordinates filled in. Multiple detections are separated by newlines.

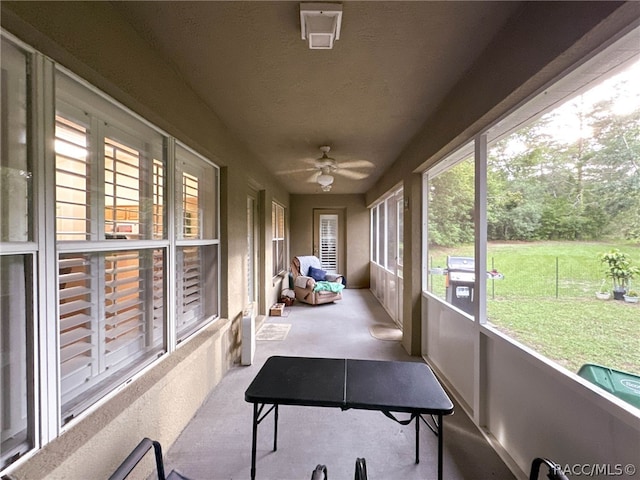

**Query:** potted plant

left=599, top=249, right=640, bottom=300
left=595, top=280, right=611, bottom=300
left=624, top=290, right=639, bottom=303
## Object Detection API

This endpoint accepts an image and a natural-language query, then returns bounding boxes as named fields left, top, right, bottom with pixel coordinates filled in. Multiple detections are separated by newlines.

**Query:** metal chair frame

left=109, top=437, right=192, bottom=480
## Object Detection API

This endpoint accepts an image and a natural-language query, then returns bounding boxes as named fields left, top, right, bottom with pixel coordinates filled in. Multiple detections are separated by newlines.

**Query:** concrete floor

left=163, top=289, right=516, bottom=480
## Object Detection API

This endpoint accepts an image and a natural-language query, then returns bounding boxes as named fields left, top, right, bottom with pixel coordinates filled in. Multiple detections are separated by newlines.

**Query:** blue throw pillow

left=308, top=266, right=327, bottom=281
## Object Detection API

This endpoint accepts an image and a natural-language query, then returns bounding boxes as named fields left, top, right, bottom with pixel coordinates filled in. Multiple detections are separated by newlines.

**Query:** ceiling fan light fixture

left=317, top=171, right=334, bottom=187
left=300, top=3, right=342, bottom=50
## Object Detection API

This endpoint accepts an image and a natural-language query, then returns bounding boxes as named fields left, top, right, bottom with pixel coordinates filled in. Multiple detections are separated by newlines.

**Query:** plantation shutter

left=104, top=138, right=142, bottom=239
left=176, top=165, right=203, bottom=333
left=181, top=172, right=200, bottom=239
left=55, top=70, right=167, bottom=421
left=177, top=246, right=202, bottom=332
left=104, top=251, right=147, bottom=366
left=152, top=250, right=164, bottom=343
left=55, top=114, right=90, bottom=241
left=319, top=214, right=338, bottom=273
left=59, top=251, right=156, bottom=402
left=272, top=203, right=285, bottom=275
left=152, top=160, right=164, bottom=239
left=58, top=253, right=94, bottom=400
left=174, top=147, right=217, bottom=340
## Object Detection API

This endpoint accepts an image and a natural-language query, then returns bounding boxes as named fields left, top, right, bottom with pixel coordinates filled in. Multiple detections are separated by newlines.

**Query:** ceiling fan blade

left=335, top=169, right=369, bottom=180
left=305, top=172, right=320, bottom=183
left=338, top=159, right=375, bottom=169
left=275, top=167, right=315, bottom=176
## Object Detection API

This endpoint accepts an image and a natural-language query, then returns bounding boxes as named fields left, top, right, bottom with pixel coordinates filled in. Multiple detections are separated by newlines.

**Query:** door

left=247, top=193, right=260, bottom=310
left=313, top=209, right=344, bottom=275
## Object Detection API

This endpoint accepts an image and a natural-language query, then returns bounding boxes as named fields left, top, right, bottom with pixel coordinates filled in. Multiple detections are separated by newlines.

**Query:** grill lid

left=447, top=256, right=475, bottom=272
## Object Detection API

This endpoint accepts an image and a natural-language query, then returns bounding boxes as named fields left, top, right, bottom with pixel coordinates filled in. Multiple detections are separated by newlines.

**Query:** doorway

left=313, top=208, right=345, bottom=275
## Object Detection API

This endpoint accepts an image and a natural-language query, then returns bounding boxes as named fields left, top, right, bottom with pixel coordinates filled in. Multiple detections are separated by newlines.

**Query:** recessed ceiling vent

left=300, top=3, right=342, bottom=49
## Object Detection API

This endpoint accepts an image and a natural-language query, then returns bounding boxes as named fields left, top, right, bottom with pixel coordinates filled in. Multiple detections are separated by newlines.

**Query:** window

left=246, top=195, right=257, bottom=306
left=0, top=256, right=34, bottom=469
left=175, top=145, right=219, bottom=341
left=386, top=197, right=396, bottom=271
left=55, top=71, right=168, bottom=420
left=58, top=249, right=165, bottom=417
left=319, top=214, right=338, bottom=273
left=0, top=37, right=34, bottom=470
left=425, top=149, right=475, bottom=315
left=371, top=206, right=378, bottom=263
left=272, top=202, right=285, bottom=276
left=397, top=195, right=404, bottom=279
left=1, top=30, right=221, bottom=474
left=484, top=55, right=640, bottom=376
left=370, top=188, right=404, bottom=323
left=371, top=189, right=403, bottom=273
left=422, top=27, right=640, bottom=385
left=378, top=202, right=386, bottom=267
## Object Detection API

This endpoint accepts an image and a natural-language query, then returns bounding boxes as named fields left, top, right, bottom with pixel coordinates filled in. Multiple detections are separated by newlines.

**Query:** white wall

left=422, top=293, right=640, bottom=479
left=370, top=263, right=403, bottom=329
left=422, top=294, right=475, bottom=412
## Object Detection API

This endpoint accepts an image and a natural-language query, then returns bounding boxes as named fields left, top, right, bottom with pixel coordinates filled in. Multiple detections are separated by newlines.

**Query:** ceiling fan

left=274, top=145, right=374, bottom=192
left=303, top=145, right=372, bottom=192
left=315, top=146, right=337, bottom=191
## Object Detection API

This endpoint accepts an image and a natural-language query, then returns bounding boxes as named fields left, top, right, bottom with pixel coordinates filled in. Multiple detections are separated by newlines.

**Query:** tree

left=428, top=158, right=474, bottom=247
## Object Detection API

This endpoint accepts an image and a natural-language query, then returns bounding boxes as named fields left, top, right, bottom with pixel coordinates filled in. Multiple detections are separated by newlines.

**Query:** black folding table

left=244, top=356, right=454, bottom=480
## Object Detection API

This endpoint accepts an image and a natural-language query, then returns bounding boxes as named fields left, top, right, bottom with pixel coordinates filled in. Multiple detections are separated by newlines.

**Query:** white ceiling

left=111, top=1, right=523, bottom=194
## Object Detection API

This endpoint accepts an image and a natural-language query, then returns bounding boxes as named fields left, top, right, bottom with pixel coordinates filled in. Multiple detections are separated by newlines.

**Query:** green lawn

left=428, top=241, right=640, bottom=376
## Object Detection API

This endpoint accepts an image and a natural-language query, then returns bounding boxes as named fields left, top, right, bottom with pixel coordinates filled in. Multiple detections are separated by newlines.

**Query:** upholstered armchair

left=291, top=255, right=345, bottom=305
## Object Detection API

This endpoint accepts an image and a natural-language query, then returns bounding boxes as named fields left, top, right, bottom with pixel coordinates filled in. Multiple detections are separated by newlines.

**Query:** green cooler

left=578, top=364, right=640, bottom=409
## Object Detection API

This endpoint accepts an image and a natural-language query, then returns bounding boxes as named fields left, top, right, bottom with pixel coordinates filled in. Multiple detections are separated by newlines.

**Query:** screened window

left=426, top=148, right=475, bottom=316
left=272, top=202, right=285, bottom=276
left=371, top=207, right=378, bottom=263
left=386, top=197, right=396, bottom=271
left=369, top=188, right=404, bottom=324
left=484, top=56, right=640, bottom=376
left=422, top=31, right=640, bottom=381
left=378, top=202, right=386, bottom=267
left=370, top=189, right=403, bottom=273
left=397, top=195, right=404, bottom=279
left=0, top=37, right=34, bottom=470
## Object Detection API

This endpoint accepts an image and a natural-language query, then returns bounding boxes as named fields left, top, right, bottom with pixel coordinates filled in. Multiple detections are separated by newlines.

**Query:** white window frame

left=272, top=202, right=286, bottom=277
left=0, top=34, right=39, bottom=472
left=54, top=69, right=169, bottom=422
left=174, top=143, right=220, bottom=343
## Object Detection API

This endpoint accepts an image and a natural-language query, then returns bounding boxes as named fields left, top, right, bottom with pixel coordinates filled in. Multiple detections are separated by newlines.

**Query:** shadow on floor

left=163, top=289, right=516, bottom=480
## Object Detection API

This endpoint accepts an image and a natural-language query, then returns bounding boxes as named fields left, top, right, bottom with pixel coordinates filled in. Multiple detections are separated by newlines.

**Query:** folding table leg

left=251, top=403, right=258, bottom=480
left=437, top=414, right=443, bottom=480
left=415, top=413, right=420, bottom=464
left=416, top=413, right=444, bottom=479
left=273, top=404, right=279, bottom=451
